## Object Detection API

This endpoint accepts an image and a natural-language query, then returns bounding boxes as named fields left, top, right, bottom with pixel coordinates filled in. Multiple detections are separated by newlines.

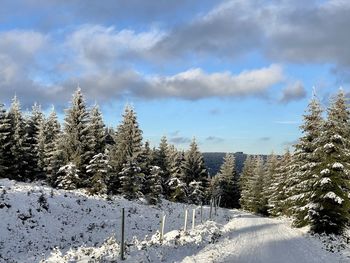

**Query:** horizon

left=0, top=1, right=349, bottom=154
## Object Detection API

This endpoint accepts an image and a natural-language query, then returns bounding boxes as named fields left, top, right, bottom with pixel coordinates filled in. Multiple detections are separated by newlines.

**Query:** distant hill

left=203, top=152, right=269, bottom=177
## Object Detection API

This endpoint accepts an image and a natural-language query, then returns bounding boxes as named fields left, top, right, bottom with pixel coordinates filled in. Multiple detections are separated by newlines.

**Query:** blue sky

left=0, top=0, right=349, bottom=154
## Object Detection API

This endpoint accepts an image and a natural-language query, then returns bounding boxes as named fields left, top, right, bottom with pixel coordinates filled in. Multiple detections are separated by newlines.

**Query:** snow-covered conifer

left=109, top=105, right=143, bottom=194
left=309, top=89, right=350, bottom=234
left=188, top=180, right=204, bottom=205
left=59, top=88, right=90, bottom=186
left=119, top=159, right=143, bottom=200
left=268, top=150, right=291, bottom=217
left=56, top=163, right=80, bottom=190
left=25, top=103, right=44, bottom=180
left=239, top=156, right=255, bottom=210
left=0, top=103, right=11, bottom=177
left=181, top=138, right=208, bottom=203
left=86, top=151, right=111, bottom=195
left=285, top=94, right=324, bottom=227
left=153, top=136, right=171, bottom=197
left=168, top=145, right=187, bottom=202
left=146, top=166, right=163, bottom=205
left=214, top=153, right=240, bottom=208
left=7, top=96, right=29, bottom=181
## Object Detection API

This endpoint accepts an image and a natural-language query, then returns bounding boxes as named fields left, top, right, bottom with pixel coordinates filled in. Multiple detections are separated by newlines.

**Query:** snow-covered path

left=182, top=212, right=342, bottom=263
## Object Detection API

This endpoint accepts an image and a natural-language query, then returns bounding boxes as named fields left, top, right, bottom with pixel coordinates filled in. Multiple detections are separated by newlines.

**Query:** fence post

left=121, top=208, right=125, bottom=260
left=160, top=214, right=166, bottom=242
left=214, top=197, right=218, bottom=215
left=184, top=209, right=188, bottom=232
left=209, top=199, right=213, bottom=219
left=200, top=203, right=203, bottom=224
left=192, top=208, right=196, bottom=230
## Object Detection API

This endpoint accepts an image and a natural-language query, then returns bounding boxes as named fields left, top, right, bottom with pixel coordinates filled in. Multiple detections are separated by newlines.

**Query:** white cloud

left=142, top=64, right=284, bottom=99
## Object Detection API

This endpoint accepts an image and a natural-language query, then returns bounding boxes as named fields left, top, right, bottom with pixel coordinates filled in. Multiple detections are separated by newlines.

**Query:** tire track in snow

left=182, top=211, right=340, bottom=263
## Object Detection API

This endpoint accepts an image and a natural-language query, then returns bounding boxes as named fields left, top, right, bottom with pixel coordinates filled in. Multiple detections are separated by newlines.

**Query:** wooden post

left=213, top=197, right=216, bottom=216
left=184, top=209, right=188, bottom=232
left=200, top=203, right=203, bottom=224
left=209, top=199, right=213, bottom=219
left=121, top=208, right=125, bottom=260
left=192, top=209, right=196, bottom=230
left=160, top=214, right=166, bottom=242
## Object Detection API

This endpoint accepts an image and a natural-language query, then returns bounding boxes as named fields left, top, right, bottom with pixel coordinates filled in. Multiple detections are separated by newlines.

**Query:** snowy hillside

left=0, top=179, right=349, bottom=262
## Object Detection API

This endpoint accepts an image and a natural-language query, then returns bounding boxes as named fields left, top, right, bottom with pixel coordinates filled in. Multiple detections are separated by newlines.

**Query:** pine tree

left=56, top=163, right=80, bottom=190
left=25, top=103, right=44, bottom=180
left=86, top=150, right=111, bottom=195
left=109, top=105, right=143, bottom=194
left=309, top=89, right=350, bottom=234
left=0, top=103, right=11, bottom=177
left=261, top=153, right=278, bottom=215
left=88, top=104, right=106, bottom=155
left=239, top=156, right=255, bottom=210
left=269, top=150, right=291, bottom=217
left=146, top=166, right=163, bottom=205
left=181, top=138, right=208, bottom=203
left=214, top=153, right=240, bottom=208
left=153, top=136, right=171, bottom=197
left=250, top=156, right=266, bottom=214
left=168, top=145, right=187, bottom=202
left=59, top=88, right=90, bottom=186
left=119, top=159, right=143, bottom=200
left=7, top=96, right=29, bottom=181
left=188, top=180, right=205, bottom=205
left=285, top=94, right=324, bottom=227
left=40, top=109, right=61, bottom=185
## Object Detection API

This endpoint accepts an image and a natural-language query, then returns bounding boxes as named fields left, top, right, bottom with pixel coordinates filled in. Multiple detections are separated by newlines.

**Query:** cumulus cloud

left=279, top=81, right=306, bottom=103
left=141, top=65, right=284, bottom=99
left=66, top=25, right=165, bottom=69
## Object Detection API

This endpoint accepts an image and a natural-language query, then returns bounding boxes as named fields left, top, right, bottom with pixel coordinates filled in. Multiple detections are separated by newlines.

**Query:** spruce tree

left=268, top=150, right=291, bottom=216
left=309, top=89, right=350, bottom=234
left=168, top=145, right=187, bottom=202
left=56, top=163, right=80, bottom=190
left=88, top=104, right=106, bottom=155
left=59, top=88, right=90, bottom=186
left=41, top=109, right=61, bottom=185
left=86, top=150, right=111, bottom=195
left=250, top=156, right=266, bottom=214
left=109, top=105, right=143, bottom=194
left=153, top=136, right=171, bottom=197
left=119, top=158, right=143, bottom=200
left=261, top=153, right=278, bottom=215
left=214, top=153, right=240, bottom=208
left=146, top=166, right=163, bottom=205
left=0, top=103, right=11, bottom=177
left=239, top=156, right=255, bottom=210
left=181, top=138, right=208, bottom=204
left=25, top=103, right=44, bottom=180
left=285, top=94, right=324, bottom=227
left=7, top=96, right=29, bottom=181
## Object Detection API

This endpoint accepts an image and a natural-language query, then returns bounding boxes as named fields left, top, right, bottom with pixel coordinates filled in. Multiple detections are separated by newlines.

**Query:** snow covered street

left=182, top=212, right=342, bottom=263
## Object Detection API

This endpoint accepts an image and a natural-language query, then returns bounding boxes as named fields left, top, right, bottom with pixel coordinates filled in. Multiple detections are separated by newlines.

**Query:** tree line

left=0, top=88, right=241, bottom=208
left=239, top=89, right=350, bottom=235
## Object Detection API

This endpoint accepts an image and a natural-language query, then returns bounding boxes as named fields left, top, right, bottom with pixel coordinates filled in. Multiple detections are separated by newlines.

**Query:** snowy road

left=182, top=211, right=343, bottom=263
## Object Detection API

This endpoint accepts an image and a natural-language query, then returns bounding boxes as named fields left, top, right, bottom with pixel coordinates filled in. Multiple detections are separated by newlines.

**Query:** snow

left=0, top=179, right=349, bottom=263
left=332, top=162, right=344, bottom=170
left=320, top=169, right=330, bottom=175
left=320, top=177, right=331, bottom=186
left=323, top=143, right=335, bottom=150
left=323, top=191, right=344, bottom=204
